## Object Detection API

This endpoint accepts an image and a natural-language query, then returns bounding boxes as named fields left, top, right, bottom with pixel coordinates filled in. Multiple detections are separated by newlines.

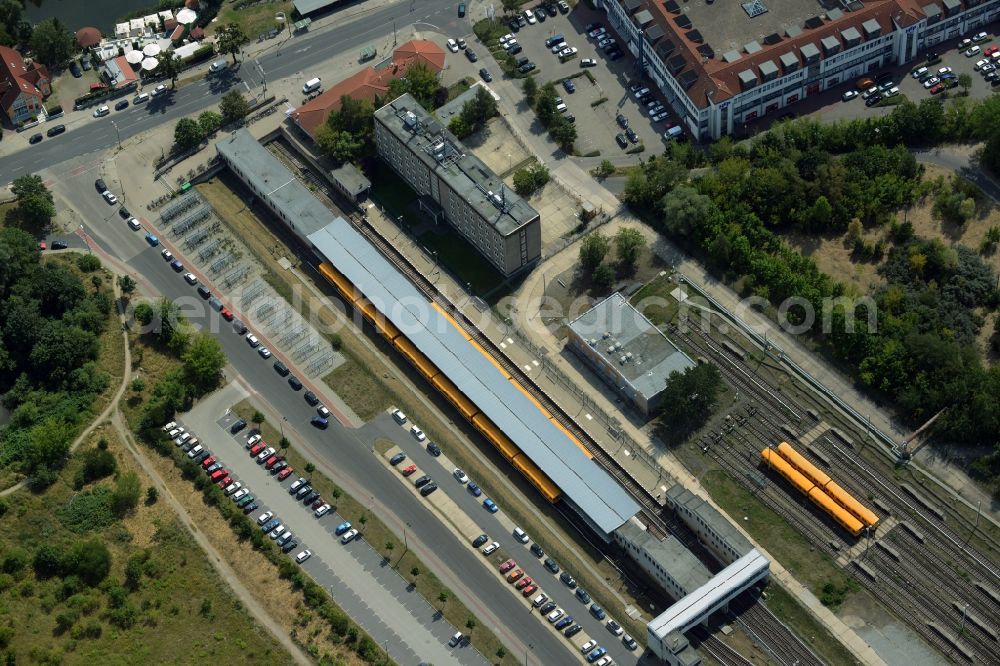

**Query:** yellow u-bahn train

left=318, top=262, right=591, bottom=505
left=761, top=448, right=865, bottom=536
left=775, top=442, right=879, bottom=530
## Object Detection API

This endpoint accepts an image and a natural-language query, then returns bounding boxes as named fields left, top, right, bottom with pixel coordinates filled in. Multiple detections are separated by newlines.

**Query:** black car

left=564, top=113, right=575, bottom=123
left=233, top=320, right=248, bottom=335
left=390, top=452, right=407, bottom=466
left=281, top=540, right=298, bottom=553
left=231, top=419, right=247, bottom=434
left=516, top=56, right=530, bottom=67
left=304, top=391, right=319, bottom=406
left=560, top=571, right=576, bottom=587
left=95, top=178, right=107, bottom=192
left=426, top=442, right=441, bottom=457
left=288, top=376, right=302, bottom=391
left=575, top=588, right=591, bottom=603
left=544, top=557, right=560, bottom=573
left=51, top=240, right=68, bottom=250
left=118, top=207, right=131, bottom=219
left=539, top=601, right=557, bottom=615
left=197, top=285, right=211, bottom=299
left=295, top=484, right=312, bottom=498
left=615, top=133, right=628, bottom=148
left=875, top=71, right=894, bottom=85
left=69, top=61, right=82, bottom=78
left=517, top=15, right=526, bottom=26
left=625, top=127, right=639, bottom=144
left=507, top=43, right=522, bottom=55
left=534, top=8, right=545, bottom=22
left=46, top=124, right=66, bottom=137
left=562, top=78, right=575, bottom=93
left=29, top=133, right=42, bottom=144
left=301, top=490, right=320, bottom=505
left=170, top=259, right=184, bottom=272
left=114, top=99, right=129, bottom=111
left=419, top=482, right=438, bottom=497
left=607, top=48, right=623, bottom=60
left=271, top=460, right=288, bottom=474
left=472, top=534, right=489, bottom=548
left=479, top=67, right=493, bottom=82
left=530, top=543, right=544, bottom=558
left=414, top=474, right=432, bottom=488
left=508, top=18, right=520, bottom=32
left=518, top=62, right=536, bottom=73
left=564, top=624, right=582, bottom=638
left=242, top=502, right=259, bottom=515
left=545, top=3, right=558, bottom=16
left=273, top=360, right=290, bottom=376
left=616, top=112, right=629, bottom=128
left=465, top=48, right=477, bottom=62
left=865, top=94, right=882, bottom=107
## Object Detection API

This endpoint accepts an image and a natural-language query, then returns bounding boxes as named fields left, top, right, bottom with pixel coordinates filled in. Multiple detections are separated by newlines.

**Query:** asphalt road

left=1, top=0, right=465, bottom=186
left=363, top=417, right=640, bottom=666
left=75, top=221, right=580, bottom=665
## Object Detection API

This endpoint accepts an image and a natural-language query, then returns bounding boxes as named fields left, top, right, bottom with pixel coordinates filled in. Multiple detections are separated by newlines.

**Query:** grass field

left=213, top=0, right=294, bottom=38
left=323, top=354, right=393, bottom=421
left=0, top=421, right=290, bottom=665
left=230, top=402, right=518, bottom=665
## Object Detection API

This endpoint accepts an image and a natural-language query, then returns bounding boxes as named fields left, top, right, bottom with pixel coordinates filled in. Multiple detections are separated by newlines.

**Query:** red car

left=201, top=455, right=217, bottom=468
left=277, top=467, right=293, bottom=481
left=264, top=454, right=281, bottom=469
left=930, top=83, right=944, bottom=94
left=216, top=475, right=232, bottom=488
left=506, top=569, right=524, bottom=583
left=209, top=468, right=228, bottom=482
left=39, top=241, right=46, bottom=250
left=515, top=576, right=533, bottom=590
left=499, top=559, right=516, bottom=574
left=221, top=308, right=234, bottom=321
left=401, top=464, right=417, bottom=476
left=311, top=496, right=325, bottom=509
left=521, top=584, right=538, bottom=597
left=249, top=442, right=267, bottom=457
left=986, top=45, right=999, bottom=56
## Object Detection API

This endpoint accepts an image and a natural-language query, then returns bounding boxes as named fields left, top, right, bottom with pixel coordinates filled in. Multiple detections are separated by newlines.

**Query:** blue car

left=467, top=481, right=482, bottom=497
left=587, top=647, right=607, bottom=663
left=261, top=518, right=280, bottom=533
left=311, top=416, right=328, bottom=429
left=145, top=233, right=159, bottom=246
left=483, top=498, right=498, bottom=513
left=335, top=521, right=352, bottom=536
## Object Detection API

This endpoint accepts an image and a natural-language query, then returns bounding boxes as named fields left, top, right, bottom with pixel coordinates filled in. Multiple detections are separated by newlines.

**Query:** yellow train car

left=777, top=441, right=832, bottom=488
left=472, top=413, right=522, bottom=461
left=511, top=453, right=561, bottom=503
left=431, top=373, right=480, bottom=422
left=318, top=262, right=355, bottom=301
left=825, top=480, right=879, bottom=529
left=762, top=448, right=815, bottom=495
left=372, top=315, right=401, bottom=342
left=808, top=487, right=864, bottom=537
left=392, top=335, right=440, bottom=381
left=354, top=295, right=380, bottom=325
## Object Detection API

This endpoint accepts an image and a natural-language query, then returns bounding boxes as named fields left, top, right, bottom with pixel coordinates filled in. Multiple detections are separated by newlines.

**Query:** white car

left=183, top=272, right=198, bottom=285
left=973, top=31, right=988, bottom=41
left=446, top=38, right=459, bottom=52
left=231, top=488, right=249, bottom=502
left=922, top=76, right=940, bottom=88
left=453, top=468, right=469, bottom=484
left=256, top=446, right=275, bottom=462
left=256, top=510, right=274, bottom=525
left=162, top=421, right=177, bottom=432
left=151, top=84, right=167, bottom=97
left=161, top=248, right=173, bottom=260
left=391, top=408, right=407, bottom=424
left=102, top=190, right=118, bottom=205
left=884, top=86, right=900, bottom=97
left=966, top=45, right=981, bottom=57
left=581, top=640, right=598, bottom=654
left=167, top=427, right=183, bottom=438
left=651, top=111, right=669, bottom=122
left=546, top=608, right=564, bottom=623
left=93, top=105, right=110, bottom=118
left=295, top=549, right=312, bottom=564
left=258, top=346, right=271, bottom=358
left=841, top=89, right=858, bottom=102
left=268, top=524, right=285, bottom=539
left=223, top=481, right=242, bottom=496
left=341, top=528, right=359, bottom=543
left=317, top=405, right=331, bottom=418
left=559, top=47, right=578, bottom=58
left=410, top=425, right=426, bottom=441
left=588, top=27, right=606, bottom=39
left=314, top=503, right=331, bottom=518
left=481, top=541, right=499, bottom=555
left=974, top=58, right=989, bottom=70
left=127, top=218, right=141, bottom=231
left=246, top=333, right=260, bottom=347
left=550, top=41, right=567, bottom=54
left=938, top=66, right=952, bottom=75
left=246, top=433, right=262, bottom=447
left=499, top=33, right=514, bottom=45
left=911, top=66, right=928, bottom=79
left=600, top=38, right=617, bottom=50
left=580, top=58, right=597, bottom=67
left=959, top=38, right=973, bottom=50
left=457, top=38, right=466, bottom=49
left=524, top=9, right=536, bottom=23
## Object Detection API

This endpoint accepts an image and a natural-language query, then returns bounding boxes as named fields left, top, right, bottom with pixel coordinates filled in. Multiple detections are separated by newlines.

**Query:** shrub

left=76, top=255, right=102, bottom=272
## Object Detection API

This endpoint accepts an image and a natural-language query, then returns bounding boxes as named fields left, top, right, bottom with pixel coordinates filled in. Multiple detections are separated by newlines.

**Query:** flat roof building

left=373, top=93, right=541, bottom=277
left=567, top=292, right=695, bottom=416
left=595, top=0, right=1000, bottom=140
left=614, top=519, right=712, bottom=602
left=667, top=485, right=753, bottom=567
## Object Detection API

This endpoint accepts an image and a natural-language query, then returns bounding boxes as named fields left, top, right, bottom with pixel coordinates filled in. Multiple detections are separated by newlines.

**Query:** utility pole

left=964, top=500, right=982, bottom=547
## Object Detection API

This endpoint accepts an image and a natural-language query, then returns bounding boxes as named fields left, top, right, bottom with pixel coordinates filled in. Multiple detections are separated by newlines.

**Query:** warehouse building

left=595, top=0, right=1000, bottom=140
left=567, top=292, right=695, bottom=416
left=667, top=485, right=753, bottom=567
left=373, top=93, right=541, bottom=277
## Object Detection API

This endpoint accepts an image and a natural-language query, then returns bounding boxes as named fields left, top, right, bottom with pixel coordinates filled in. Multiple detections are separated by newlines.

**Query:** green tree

left=145, top=487, right=158, bottom=505
left=217, top=22, right=249, bottom=64
left=502, top=0, right=521, bottom=14
left=579, top=232, right=609, bottom=274
left=410, top=566, right=420, bottom=582
left=11, top=174, right=55, bottom=228
left=198, top=110, right=222, bottom=135
left=116, top=275, right=136, bottom=299
left=155, top=51, right=182, bottom=88
left=111, top=472, right=141, bottom=517
left=958, top=72, right=972, bottom=94
left=595, top=159, right=615, bottom=178
left=80, top=447, right=116, bottom=484
left=448, top=115, right=471, bottom=138
left=304, top=462, right=315, bottom=479
left=534, top=82, right=558, bottom=124
left=251, top=410, right=266, bottom=427
left=658, top=364, right=725, bottom=444
left=134, top=302, right=154, bottom=327
left=220, top=90, right=249, bottom=123
left=315, top=127, right=363, bottom=163
left=614, top=227, right=646, bottom=272
left=182, top=332, right=226, bottom=393
left=437, top=590, right=449, bottom=608
left=549, top=117, right=577, bottom=152
left=593, top=263, right=615, bottom=290
left=29, top=18, right=72, bottom=67
left=522, top=75, right=538, bottom=105
left=660, top=185, right=714, bottom=236
left=316, top=95, right=374, bottom=162
left=512, top=163, right=550, bottom=196
left=173, top=117, right=204, bottom=150
left=65, top=539, right=112, bottom=586
left=0, top=0, right=24, bottom=47
left=466, top=617, right=477, bottom=630
left=402, top=61, right=440, bottom=109
left=808, top=195, right=834, bottom=230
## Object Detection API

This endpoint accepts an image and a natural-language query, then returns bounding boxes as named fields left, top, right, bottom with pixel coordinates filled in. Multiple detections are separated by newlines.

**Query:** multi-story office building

left=595, top=0, right=1000, bottom=140
left=373, top=93, right=541, bottom=277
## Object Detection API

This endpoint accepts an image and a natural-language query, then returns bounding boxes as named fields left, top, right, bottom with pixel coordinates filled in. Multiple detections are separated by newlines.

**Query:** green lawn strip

left=763, top=583, right=862, bottom=666
left=323, top=352, right=393, bottom=421
left=230, top=402, right=517, bottom=665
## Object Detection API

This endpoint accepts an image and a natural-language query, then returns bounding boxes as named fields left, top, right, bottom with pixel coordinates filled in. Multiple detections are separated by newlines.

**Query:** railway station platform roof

left=307, top=220, right=641, bottom=535
left=647, top=548, right=770, bottom=658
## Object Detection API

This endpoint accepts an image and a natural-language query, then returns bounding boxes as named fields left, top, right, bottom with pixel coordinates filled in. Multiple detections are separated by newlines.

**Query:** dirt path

left=109, top=410, right=312, bottom=666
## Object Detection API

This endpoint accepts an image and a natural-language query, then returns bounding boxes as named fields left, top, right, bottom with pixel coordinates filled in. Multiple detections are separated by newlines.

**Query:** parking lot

left=485, top=3, right=672, bottom=157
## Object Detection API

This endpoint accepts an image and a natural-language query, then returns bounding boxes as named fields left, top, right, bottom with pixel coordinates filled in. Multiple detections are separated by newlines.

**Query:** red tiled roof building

left=0, top=46, right=50, bottom=125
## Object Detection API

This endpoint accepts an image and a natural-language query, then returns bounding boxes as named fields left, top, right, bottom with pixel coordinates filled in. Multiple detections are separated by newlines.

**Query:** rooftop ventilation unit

left=403, top=111, right=419, bottom=130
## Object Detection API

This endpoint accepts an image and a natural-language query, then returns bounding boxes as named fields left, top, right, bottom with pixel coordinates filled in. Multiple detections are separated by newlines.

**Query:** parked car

left=390, top=452, right=407, bottom=466
left=115, top=99, right=129, bottom=111
left=295, top=550, right=312, bottom=563
left=483, top=498, right=498, bottom=513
